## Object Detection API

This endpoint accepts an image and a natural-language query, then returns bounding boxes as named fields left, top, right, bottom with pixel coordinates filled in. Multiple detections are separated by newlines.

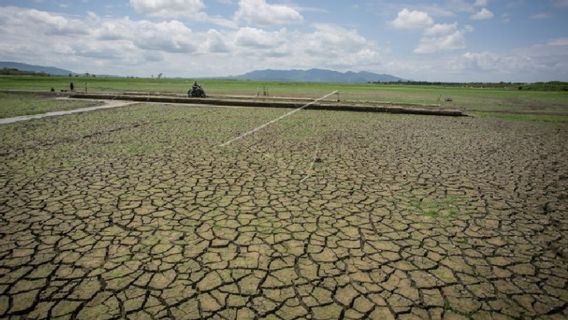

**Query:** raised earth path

left=0, top=104, right=567, bottom=319
left=70, top=93, right=466, bottom=117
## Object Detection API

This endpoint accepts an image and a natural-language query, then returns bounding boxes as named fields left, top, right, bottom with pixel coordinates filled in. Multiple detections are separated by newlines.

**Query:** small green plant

left=412, top=195, right=462, bottom=219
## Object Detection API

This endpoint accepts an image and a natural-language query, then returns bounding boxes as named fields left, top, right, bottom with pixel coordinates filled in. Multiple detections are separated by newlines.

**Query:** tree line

left=369, top=80, right=568, bottom=91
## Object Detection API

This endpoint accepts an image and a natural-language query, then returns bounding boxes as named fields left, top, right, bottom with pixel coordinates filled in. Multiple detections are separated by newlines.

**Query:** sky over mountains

left=0, top=0, right=567, bottom=82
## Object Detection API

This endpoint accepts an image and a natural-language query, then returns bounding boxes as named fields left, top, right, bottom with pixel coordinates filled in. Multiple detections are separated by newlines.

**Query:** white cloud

left=3, top=5, right=565, bottom=82
left=389, top=8, right=471, bottom=54
left=0, top=6, right=88, bottom=35
left=423, top=23, right=458, bottom=36
left=302, top=24, right=377, bottom=62
left=235, top=0, right=303, bottom=26
left=470, top=8, right=494, bottom=20
left=130, top=0, right=205, bottom=16
left=415, top=23, right=466, bottom=54
left=0, top=6, right=204, bottom=72
left=390, top=9, right=433, bottom=30
left=90, top=17, right=197, bottom=53
left=230, top=24, right=382, bottom=69
left=0, top=6, right=382, bottom=77
left=381, top=42, right=568, bottom=82
left=460, top=51, right=534, bottom=74
left=133, top=20, right=197, bottom=53
left=451, top=42, right=568, bottom=80
left=204, top=29, right=231, bottom=53
left=129, top=0, right=235, bottom=27
left=235, top=27, right=286, bottom=49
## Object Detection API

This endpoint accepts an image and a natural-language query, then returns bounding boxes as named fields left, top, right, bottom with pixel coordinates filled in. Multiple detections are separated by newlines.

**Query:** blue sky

left=0, top=0, right=567, bottom=81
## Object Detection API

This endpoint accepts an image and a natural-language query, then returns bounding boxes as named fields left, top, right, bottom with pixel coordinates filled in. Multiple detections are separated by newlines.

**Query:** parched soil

left=1, top=104, right=567, bottom=319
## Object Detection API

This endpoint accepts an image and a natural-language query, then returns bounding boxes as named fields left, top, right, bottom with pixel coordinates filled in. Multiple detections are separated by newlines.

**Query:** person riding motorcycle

left=188, top=81, right=206, bottom=98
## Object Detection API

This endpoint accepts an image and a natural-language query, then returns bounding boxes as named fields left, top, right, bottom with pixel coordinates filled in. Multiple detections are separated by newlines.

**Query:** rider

left=189, top=81, right=205, bottom=97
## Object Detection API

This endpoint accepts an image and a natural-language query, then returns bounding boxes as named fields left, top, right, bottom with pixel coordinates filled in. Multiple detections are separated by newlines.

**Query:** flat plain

left=1, top=81, right=568, bottom=319
left=2, top=75, right=568, bottom=115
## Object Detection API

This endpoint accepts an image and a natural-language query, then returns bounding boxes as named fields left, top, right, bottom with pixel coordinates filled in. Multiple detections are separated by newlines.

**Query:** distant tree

left=157, top=73, right=163, bottom=79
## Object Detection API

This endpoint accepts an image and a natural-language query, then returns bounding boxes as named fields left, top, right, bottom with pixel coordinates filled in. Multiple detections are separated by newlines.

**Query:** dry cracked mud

left=1, top=104, right=567, bottom=319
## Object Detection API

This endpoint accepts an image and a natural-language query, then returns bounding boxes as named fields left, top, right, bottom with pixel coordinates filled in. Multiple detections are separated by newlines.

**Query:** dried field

left=0, top=92, right=99, bottom=119
left=1, top=101, right=567, bottom=319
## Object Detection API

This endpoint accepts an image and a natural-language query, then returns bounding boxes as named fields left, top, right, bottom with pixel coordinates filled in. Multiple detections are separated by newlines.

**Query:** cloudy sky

left=1, top=0, right=567, bottom=82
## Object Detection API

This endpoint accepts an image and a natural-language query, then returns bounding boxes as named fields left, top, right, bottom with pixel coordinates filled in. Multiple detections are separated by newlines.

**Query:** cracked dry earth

left=1, top=103, right=567, bottom=320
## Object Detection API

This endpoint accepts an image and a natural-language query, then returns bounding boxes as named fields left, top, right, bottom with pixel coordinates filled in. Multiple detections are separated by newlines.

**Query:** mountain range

left=0, top=61, right=73, bottom=76
left=232, top=68, right=404, bottom=83
left=1, top=61, right=404, bottom=83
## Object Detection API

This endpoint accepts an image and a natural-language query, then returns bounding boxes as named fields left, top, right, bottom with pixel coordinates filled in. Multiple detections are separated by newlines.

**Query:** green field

left=1, top=75, right=567, bottom=116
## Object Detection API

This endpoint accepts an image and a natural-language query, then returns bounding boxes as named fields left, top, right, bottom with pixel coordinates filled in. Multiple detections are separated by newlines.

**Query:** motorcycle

left=188, top=85, right=206, bottom=98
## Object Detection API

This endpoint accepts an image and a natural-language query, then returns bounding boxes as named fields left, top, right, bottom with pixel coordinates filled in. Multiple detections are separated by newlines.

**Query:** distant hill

left=0, top=61, right=73, bottom=76
left=232, top=68, right=404, bottom=83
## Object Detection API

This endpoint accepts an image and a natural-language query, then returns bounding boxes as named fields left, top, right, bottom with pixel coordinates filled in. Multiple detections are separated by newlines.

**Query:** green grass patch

left=411, top=195, right=462, bottom=219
